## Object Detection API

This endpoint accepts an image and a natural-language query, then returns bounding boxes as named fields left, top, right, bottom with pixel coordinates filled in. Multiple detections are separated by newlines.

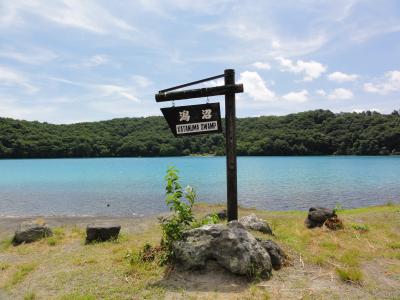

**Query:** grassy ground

left=0, top=203, right=399, bottom=299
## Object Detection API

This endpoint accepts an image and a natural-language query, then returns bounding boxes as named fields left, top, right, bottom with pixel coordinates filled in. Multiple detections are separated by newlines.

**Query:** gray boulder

left=172, top=221, right=272, bottom=278
left=86, top=224, right=121, bottom=243
left=239, top=214, right=273, bottom=235
left=305, top=207, right=335, bottom=228
left=12, top=222, right=53, bottom=246
left=257, top=239, right=287, bottom=270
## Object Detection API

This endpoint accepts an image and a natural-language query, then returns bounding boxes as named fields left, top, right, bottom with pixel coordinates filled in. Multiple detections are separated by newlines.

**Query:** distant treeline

left=1, top=109, right=400, bottom=158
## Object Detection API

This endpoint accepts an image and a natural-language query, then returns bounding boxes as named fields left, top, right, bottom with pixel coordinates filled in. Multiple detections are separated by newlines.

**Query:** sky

left=0, top=0, right=399, bottom=124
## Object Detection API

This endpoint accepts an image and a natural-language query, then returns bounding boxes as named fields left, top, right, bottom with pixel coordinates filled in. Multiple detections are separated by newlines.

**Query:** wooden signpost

left=155, top=69, right=244, bottom=221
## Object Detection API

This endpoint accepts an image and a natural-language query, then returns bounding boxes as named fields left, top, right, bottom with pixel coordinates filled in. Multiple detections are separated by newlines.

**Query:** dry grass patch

left=6, top=263, right=37, bottom=288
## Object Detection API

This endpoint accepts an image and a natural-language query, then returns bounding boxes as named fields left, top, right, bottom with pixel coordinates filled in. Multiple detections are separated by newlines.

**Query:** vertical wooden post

left=224, top=69, right=238, bottom=221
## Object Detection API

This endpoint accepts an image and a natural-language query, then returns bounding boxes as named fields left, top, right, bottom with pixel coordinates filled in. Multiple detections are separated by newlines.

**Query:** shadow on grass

left=152, top=260, right=251, bottom=294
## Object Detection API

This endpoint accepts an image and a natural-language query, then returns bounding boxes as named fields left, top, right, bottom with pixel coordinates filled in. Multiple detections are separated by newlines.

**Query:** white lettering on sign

left=176, top=121, right=218, bottom=134
left=201, top=109, right=212, bottom=120
left=179, top=110, right=190, bottom=122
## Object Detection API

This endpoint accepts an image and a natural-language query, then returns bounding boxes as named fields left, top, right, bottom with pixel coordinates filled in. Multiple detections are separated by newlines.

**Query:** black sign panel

left=161, top=103, right=222, bottom=137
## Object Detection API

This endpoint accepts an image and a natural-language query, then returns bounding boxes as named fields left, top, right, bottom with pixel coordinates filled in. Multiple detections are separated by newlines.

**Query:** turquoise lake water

left=0, top=156, right=399, bottom=217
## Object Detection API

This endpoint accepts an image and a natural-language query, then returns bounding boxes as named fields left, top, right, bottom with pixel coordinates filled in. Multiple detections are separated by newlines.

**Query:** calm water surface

left=0, top=156, right=399, bottom=217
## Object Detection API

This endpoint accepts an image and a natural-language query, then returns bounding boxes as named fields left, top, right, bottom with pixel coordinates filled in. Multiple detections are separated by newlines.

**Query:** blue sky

left=0, top=0, right=399, bottom=123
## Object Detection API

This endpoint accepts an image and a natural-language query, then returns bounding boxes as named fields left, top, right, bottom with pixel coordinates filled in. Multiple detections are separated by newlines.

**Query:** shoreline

left=0, top=200, right=398, bottom=219
left=0, top=214, right=164, bottom=239
left=1, top=154, right=400, bottom=160
left=1, top=202, right=398, bottom=236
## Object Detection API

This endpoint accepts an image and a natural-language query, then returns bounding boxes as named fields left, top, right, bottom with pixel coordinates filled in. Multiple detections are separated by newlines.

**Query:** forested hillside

left=1, top=109, right=399, bottom=158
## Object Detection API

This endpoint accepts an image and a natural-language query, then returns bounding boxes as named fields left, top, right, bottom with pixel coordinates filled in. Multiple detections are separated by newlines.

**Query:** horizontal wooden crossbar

left=158, top=73, right=226, bottom=93
left=155, top=84, right=244, bottom=102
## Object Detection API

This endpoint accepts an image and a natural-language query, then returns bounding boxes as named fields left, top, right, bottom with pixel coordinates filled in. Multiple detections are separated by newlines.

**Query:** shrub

left=351, top=224, right=369, bottom=232
left=388, top=242, right=400, bottom=249
left=24, top=292, right=36, bottom=300
left=336, top=267, right=363, bottom=283
left=47, top=236, right=57, bottom=246
left=159, top=167, right=196, bottom=263
left=158, top=167, right=223, bottom=264
left=333, top=203, right=344, bottom=214
left=191, top=213, right=220, bottom=228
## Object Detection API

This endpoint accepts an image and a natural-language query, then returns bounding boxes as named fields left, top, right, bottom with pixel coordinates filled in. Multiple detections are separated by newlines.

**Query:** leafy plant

left=159, top=167, right=196, bottom=263
left=191, top=213, right=220, bottom=228
left=333, top=203, right=344, bottom=214
left=351, top=224, right=369, bottom=232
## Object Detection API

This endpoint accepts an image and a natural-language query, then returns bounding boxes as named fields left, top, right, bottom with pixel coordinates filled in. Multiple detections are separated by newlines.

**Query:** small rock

left=239, top=214, right=273, bottom=235
left=86, top=224, right=121, bottom=243
left=12, top=222, right=53, bottom=246
left=305, top=207, right=335, bottom=228
left=216, top=210, right=227, bottom=220
left=257, top=239, right=287, bottom=270
left=172, top=221, right=272, bottom=278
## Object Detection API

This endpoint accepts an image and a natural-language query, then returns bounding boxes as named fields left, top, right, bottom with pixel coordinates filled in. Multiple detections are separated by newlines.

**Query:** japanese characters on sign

left=161, top=103, right=222, bottom=137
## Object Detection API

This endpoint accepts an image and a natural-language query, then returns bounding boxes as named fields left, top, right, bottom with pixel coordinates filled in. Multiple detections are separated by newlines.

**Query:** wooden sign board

left=161, top=103, right=222, bottom=137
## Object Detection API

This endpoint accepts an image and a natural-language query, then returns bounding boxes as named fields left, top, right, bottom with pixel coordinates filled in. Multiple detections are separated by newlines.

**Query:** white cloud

left=0, top=47, right=57, bottom=65
left=95, top=84, right=139, bottom=102
left=83, top=55, right=110, bottom=67
left=202, top=78, right=225, bottom=88
left=1, top=1, right=136, bottom=35
left=327, top=71, right=359, bottom=82
left=0, top=97, right=56, bottom=120
left=132, top=75, right=152, bottom=88
left=239, top=71, right=275, bottom=102
left=282, top=90, right=309, bottom=103
left=327, top=88, right=354, bottom=100
left=271, top=40, right=281, bottom=49
left=352, top=108, right=381, bottom=113
left=0, top=65, right=38, bottom=93
left=269, top=34, right=329, bottom=58
left=363, top=70, right=400, bottom=95
left=252, top=62, right=271, bottom=70
left=316, top=89, right=327, bottom=96
left=201, top=17, right=329, bottom=59
left=351, top=21, right=400, bottom=43
left=315, top=88, right=353, bottom=100
left=45, top=75, right=149, bottom=104
left=275, top=56, right=327, bottom=81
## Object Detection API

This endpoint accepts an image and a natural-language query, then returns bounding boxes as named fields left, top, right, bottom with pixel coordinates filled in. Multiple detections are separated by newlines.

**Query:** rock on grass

left=12, top=222, right=53, bottom=246
left=85, top=224, right=121, bottom=243
left=305, top=207, right=335, bottom=228
left=257, top=239, right=287, bottom=270
left=239, top=214, right=273, bottom=235
left=172, top=221, right=272, bottom=279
